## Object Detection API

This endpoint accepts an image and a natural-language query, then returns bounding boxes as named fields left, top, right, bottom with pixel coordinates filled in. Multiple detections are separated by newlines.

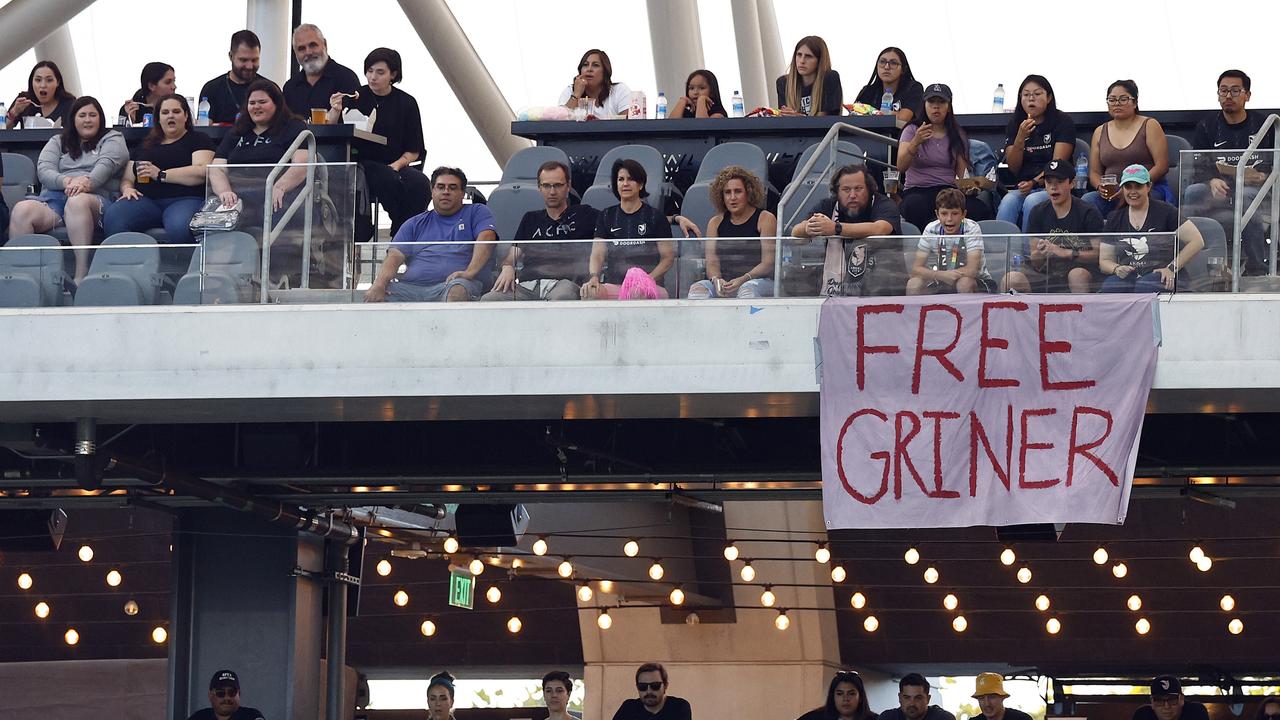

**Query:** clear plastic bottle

left=992, top=84, right=1005, bottom=113
left=0, top=101, right=7, bottom=129
left=1074, top=153, right=1089, bottom=191
left=880, top=90, right=894, bottom=114
left=196, top=97, right=211, bottom=126
left=655, top=92, right=667, bottom=119
left=731, top=90, right=744, bottom=118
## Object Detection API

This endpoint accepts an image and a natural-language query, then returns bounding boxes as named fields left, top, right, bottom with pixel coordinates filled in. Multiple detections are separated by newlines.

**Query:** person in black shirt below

left=877, top=674, right=956, bottom=720
left=1187, top=69, right=1273, bottom=274
left=185, top=669, right=266, bottom=720
left=798, top=670, right=877, bottom=720
left=1003, top=159, right=1104, bottom=293
left=792, top=163, right=903, bottom=297
left=119, top=62, right=176, bottom=126
left=973, top=673, right=1032, bottom=720
left=1134, top=676, right=1210, bottom=720
left=996, top=74, right=1075, bottom=230
left=199, top=30, right=273, bottom=125
left=776, top=36, right=842, bottom=116
left=0, top=152, right=8, bottom=244
left=103, top=94, right=216, bottom=244
left=326, top=47, right=428, bottom=237
left=5, top=61, right=77, bottom=127
left=668, top=69, right=727, bottom=119
left=283, top=23, right=360, bottom=119
left=583, top=159, right=676, bottom=299
left=613, top=662, right=692, bottom=720
left=483, top=160, right=598, bottom=301
left=688, top=165, right=777, bottom=298
left=1100, top=164, right=1204, bottom=293
left=854, top=47, right=924, bottom=125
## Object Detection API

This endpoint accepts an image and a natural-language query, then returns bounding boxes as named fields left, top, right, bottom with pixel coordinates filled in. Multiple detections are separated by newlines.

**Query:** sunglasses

left=213, top=688, right=239, bottom=698
left=637, top=682, right=664, bottom=692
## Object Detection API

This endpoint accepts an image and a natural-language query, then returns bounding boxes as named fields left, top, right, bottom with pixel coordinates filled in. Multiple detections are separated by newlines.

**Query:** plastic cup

left=310, top=108, right=328, bottom=124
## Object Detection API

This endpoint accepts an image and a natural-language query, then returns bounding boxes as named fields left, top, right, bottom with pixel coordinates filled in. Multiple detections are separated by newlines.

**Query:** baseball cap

left=210, top=670, right=240, bottom=690
left=1042, top=159, right=1074, bottom=181
left=1120, top=164, right=1152, bottom=186
left=923, top=83, right=952, bottom=102
left=973, top=672, right=1010, bottom=698
left=1150, top=675, right=1182, bottom=698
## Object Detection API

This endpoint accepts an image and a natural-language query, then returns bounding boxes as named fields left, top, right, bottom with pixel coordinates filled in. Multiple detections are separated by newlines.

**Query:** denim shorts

left=37, top=189, right=111, bottom=225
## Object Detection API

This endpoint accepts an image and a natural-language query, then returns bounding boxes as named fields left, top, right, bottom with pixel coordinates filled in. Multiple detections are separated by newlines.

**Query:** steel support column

left=0, top=0, right=96, bottom=71
left=646, top=0, right=705, bottom=100
left=33, top=25, right=82, bottom=96
left=756, top=0, right=786, bottom=89
left=729, top=0, right=769, bottom=110
left=247, top=0, right=293, bottom=92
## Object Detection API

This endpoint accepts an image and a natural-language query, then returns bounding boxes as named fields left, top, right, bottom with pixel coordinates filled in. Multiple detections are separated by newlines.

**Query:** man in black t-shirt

left=973, top=673, right=1033, bottom=720
left=198, top=31, right=273, bottom=125
left=612, top=662, right=692, bottom=720
left=186, top=670, right=267, bottom=720
left=1133, top=676, right=1210, bottom=720
left=878, top=673, right=957, bottom=720
left=1005, top=159, right=1104, bottom=293
left=282, top=24, right=360, bottom=118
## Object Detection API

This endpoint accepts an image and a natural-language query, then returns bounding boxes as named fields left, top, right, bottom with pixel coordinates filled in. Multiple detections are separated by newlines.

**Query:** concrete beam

left=646, top=0, right=706, bottom=101
left=0, top=0, right=96, bottom=71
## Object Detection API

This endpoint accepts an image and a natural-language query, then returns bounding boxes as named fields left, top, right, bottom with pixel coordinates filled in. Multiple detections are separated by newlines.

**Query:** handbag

left=188, top=197, right=244, bottom=233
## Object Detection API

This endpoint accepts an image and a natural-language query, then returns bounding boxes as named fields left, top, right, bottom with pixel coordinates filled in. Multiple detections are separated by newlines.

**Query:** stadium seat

left=0, top=234, right=68, bottom=307
left=486, top=184, right=548, bottom=272
left=500, top=146, right=571, bottom=185
left=173, top=231, right=260, bottom=304
left=580, top=145, right=673, bottom=213
left=1183, top=216, right=1226, bottom=292
left=73, top=232, right=162, bottom=306
left=978, top=219, right=1022, bottom=280
left=2, top=153, right=36, bottom=211
left=1165, top=134, right=1193, bottom=205
left=900, top=220, right=921, bottom=236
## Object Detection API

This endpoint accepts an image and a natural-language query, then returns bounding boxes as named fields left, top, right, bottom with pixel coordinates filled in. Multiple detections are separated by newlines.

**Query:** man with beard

left=877, top=674, right=955, bottom=720
left=185, top=670, right=266, bottom=720
left=612, top=663, right=691, bottom=720
left=282, top=24, right=360, bottom=119
left=1133, top=677, right=1209, bottom=720
left=198, top=31, right=273, bottom=124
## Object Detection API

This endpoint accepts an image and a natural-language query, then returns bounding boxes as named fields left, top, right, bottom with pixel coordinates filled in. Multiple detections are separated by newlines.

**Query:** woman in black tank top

left=689, top=165, right=778, bottom=299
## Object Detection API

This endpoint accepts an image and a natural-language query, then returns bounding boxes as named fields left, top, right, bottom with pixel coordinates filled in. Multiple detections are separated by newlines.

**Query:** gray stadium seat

left=0, top=234, right=68, bottom=307
left=900, top=220, right=921, bottom=236
left=2, top=153, right=36, bottom=210
left=581, top=145, right=672, bottom=213
left=978, top=219, right=1022, bottom=280
left=173, top=231, right=260, bottom=304
left=1183, top=216, right=1226, bottom=292
left=1165, top=134, right=1193, bottom=205
left=74, top=232, right=161, bottom=306
left=500, top=146, right=571, bottom=185
left=487, top=184, right=547, bottom=257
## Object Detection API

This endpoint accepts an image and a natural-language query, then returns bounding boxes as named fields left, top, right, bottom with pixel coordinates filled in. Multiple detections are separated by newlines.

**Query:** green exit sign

left=448, top=568, right=475, bottom=609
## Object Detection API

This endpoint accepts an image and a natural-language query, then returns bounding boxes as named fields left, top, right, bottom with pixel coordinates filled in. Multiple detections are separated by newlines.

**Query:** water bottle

left=1012, top=254, right=1024, bottom=271
left=197, top=97, right=211, bottom=127
left=880, top=90, right=894, bottom=114
left=992, top=84, right=1005, bottom=113
left=1074, top=153, right=1089, bottom=191
left=655, top=92, right=667, bottom=119
left=731, top=90, right=744, bottom=118
left=0, top=101, right=6, bottom=129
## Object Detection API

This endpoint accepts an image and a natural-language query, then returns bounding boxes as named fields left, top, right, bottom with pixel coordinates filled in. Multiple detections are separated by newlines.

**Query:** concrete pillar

left=757, top=0, right=787, bottom=86
left=247, top=0, right=292, bottom=91
left=645, top=0, right=706, bottom=99
left=729, top=0, right=770, bottom=110
left=396, top=0, right=531, bottom=167
left=34, top=25, right=82, bottom=96
left=0, top=0, right=96, bottom=71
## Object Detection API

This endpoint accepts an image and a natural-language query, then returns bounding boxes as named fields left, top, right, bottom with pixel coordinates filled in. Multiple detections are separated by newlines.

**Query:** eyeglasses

left=538, top=182, right=568, bottom=190
left=213, top=688, right=239, bottom=698
left=637, top=682, right=664, bottom=692
left=1151, top=697, right=1180, bottom=707
left=877, top=59, right=902, bottom=69
left=1218, top=87, right=1245, bottom=97
left=1106, top=95, right=1135, bottom=105
left=1021, top=91, right=1046, bottom=100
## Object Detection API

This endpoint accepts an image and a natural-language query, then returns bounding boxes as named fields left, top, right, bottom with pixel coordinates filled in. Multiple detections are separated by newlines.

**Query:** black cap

left=1042, top=159, right=1074, bottom=181
left=923, top=83, right=952, bottom=102
left=210, top=670, right=240, bottom=690
left=1150, top=676, right=1181, bottom=698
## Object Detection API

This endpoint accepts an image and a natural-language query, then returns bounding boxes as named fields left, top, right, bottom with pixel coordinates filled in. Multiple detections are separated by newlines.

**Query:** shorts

left=37, top=189, right=110, bottom=226
left=385, top=276, right=483, bottom=302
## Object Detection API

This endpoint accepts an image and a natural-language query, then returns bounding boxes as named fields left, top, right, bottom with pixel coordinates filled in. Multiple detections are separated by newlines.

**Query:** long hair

left=860, top=47, right=916, bottom=100
left=577, top=49, right=615, bottom=108
left=1011, top=74, right=1061, bottom=126
left=823, top=671, right=874, bottom=720
left=132, top=61, right=174, bottom=103
left=1108, top=79, right=1140, bottom=112
left=26, top=60, right=76, bottom=104
left=685, top=69, right=725, bottom=115
left=929, top=95, right=971, bottom=175
left=785, top=36, right=832, bottom=117
left=143, top=94, right=193, bottom=149
left=59, top=96, right=109, bottom=160
left=709, top=165, right=765, bottom=214
left=232, top=79, right=296, bottom=136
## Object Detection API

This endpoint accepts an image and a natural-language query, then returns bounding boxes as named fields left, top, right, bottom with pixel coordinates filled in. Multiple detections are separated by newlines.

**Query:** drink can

left=142, top=113, right=154, bottom=128
left=628, top=91, right=646, bottom=120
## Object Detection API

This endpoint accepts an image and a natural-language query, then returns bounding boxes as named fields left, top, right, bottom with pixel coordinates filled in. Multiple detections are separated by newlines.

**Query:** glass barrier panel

left=0, top=241, right=201, bottom=308
left=1177, top=147, right=1278, bottom=292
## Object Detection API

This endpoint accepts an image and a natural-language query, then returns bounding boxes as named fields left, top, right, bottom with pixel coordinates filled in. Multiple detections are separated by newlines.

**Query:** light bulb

left=760, top=587, right=776, bottom=607
left=815, top=544, right=831, bottom=564
left=376, top=559, right=392, bottom=576
left=723, top=543, right=739, bottom=561
left=598, top=580, right=613, bottom=594
left=443, top=537, right=459, bottom=554
left=77, top=545, right=94, bottom=562
left=1196, top=556, right=1213, bottom=572
left=1112, top=562, right=1128, bottom=578
left=1000, top=548, right=1016, bottom=566
left=863, top=615, right=879, bottom=632
left=1093, top=547, right=1109, bottom=565
left=830, top=565, right=847, bottom=583
left=393, top=589, right=409, bottom=607
left=623, top=539, right=640, bottom=557
left=469, top=558, right=485, bottom=576
left=1046, top=617, right=1061, bottom=634
left=952, top=615, right=968, bottom=632
left=151, top=626, right=167, bottom=644
left=106, top=569, right=122, bottom=587
left=1127, top=594, right=1143, bottom=611
left=740, top=562, right=756, bottom=582
left=775, top=611, right=790, bottom=630
left=507, top=616, right=522, bottom=633
left=851, top=592, right=866, bottom=609
left=511, top=558, right=524, bottom=570
left=557, top=560, right=574, bottom=578
left=1035, top=594, right=1051, bottom=612
left=123, top=600, right=139, bottom=616
left=1219, top=594, right=1236, bottom=612
left=17, top=572, right=33, bottom=590
left=904, top=547, right=920, bottom=565
left=923, top=566, right=939, bottom=584
left=1189, top=544, right=1205, bottom=563
left=420, top=620, right=437, bottom=637
left=35, top=601, right=50, bottom=619
left=669, top=587, right=685, bottom=606
left=577, top=583, right=593, bottom=602
left=943, top=593, right=959, bottom=611
left=1017, top=566, right=1033, bottom=584
left=532, top=537, right=548, bottom=556
left=1228, top=618, right=1243, bottom=635
left=648, top=560, right=665, bottom=581
left=597, top=611, right=612, bottom=630
left=1135, top=617, right=1151, bottom=635
left=64, top=628, right=79, bottom=646
left=486, top=586, right=502, bottom=604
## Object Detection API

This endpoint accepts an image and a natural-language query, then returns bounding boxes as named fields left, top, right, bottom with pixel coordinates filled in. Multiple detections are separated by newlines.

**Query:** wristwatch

left=157, top=170, right=167, bottom=183
left=834, top=221, right=843, bottom=236
left=1166, top=261, right=1179, bottom=272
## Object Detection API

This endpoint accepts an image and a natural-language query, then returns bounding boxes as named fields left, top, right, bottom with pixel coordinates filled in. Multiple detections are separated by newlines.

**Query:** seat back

left=486, top=185, right=550, bottom=271
left=694, top=142, right=769, bottom=185
left=2, top=153, right=37, bottom=210
left=173, top=231, right=260, bottom=304
left=0, top=233, right=66, bottom=307
left=982, top=233, right=1011, bottom=286
left=978, top=219, right=1025, bottom=259
left=74, top=232, right=161, bottom=306
left=1184, top=215, right=1227, bottom=292
left=1166, top=134, right=1193, bottom=170
left=583, top=145, right=668, bottom=212
left=500, top=146, right=571, bottom=184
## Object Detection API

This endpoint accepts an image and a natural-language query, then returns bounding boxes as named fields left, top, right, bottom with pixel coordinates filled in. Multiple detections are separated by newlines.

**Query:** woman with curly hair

left=688, top=165, right=777, bottom=298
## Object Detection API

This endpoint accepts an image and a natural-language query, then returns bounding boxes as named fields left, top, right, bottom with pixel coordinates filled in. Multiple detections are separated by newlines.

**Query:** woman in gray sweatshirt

left=8, top=95, right=129, bottom=282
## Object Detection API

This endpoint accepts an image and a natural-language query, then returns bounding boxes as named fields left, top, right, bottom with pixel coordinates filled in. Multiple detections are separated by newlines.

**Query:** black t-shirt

left=612, top=696, right=692, bottom=720
left=346, top=85, right=425, bottom=165
left=199, top=73, right=276, bottom=125
left=595, top=203, right=672, bottom=282
left=215, top=118, right=308, bottom=165
left=825, top=193, right=904, bottom=297
left=878, top=706, right=957, bottom=720
left=1133, top=703, right=1210, bottom=720
left=1004, top=110, right=1076, bottom=182
left=132, top=131, right=217, bottom=199
left=680, top=97, right=728, bottom=118
left=283, top=59, right=360, bottom=117
left=515, top=205, right=599, bottom=282
left=1191, top=110, right=1275, bottom=184
left=1102, top=197, right=1181, bottom=274
left=186, top=706, right=266, bottom=720
left=12, top=94, right=75, bottom=124
left=856, top=79, right=925, bottom=122
left=776, top=70, right=844, bottom=115
left=1027, top=197, right=1104, bottom=254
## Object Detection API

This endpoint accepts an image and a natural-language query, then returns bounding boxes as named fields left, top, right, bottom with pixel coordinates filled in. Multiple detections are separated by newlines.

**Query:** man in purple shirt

left=365, top=166, right=497, bottom=302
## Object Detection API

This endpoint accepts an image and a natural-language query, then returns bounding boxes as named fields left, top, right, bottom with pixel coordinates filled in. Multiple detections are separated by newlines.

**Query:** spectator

left=877, top=674, right=956, bottom=720
left=209, top=79, right=308, bottom=210
left=1085, top=79, right=1172, bottom=217
left=327, top=47, right=428, bottom=237
left=854, top=47, right=923, bottom=124
left=776, top=36, right=842, bottom=117
left=996, top=74, right=1074, bottom=230
left=897, top=83, right=990, bottom=229
left=669, top=69, right=727, bottom=119
left=612, top=662, right=691, bottom=720
left=119, top=62, right=176, bottom=126
left=184, top=669, right=265, bottom=720
left=8, top=96, right=128, bottom=282
left=907, top=187, right=993, bottom=294
left=791, top=163, right=903, bottom=297
left=104, top=95, right=216, bottom=245
left=283, top=23, right=360, bottom=118
left=482, top=160, right=598, bottom=301
left=973, top=673, right=1032, bottom=720
left=1099, top=164, right=1204, bottom=293
left=1003, top=159, right=1103, bottom=293
left=1133, top=676, right=1210, bottom=720
left=542, top=670, right=575, bottom=720
left=687, top=165, right=777, bottom=298
left=583, top=159, right=676, bottom=299
left=426, top=671, right=457, bottom=720
left=199, top=30, right=274, bottom=125
left=1, top=153, right=8, bottom=244
left=1186, top=69, right=1272, bottom=274
left=559, top=49, right=633, bottom=118
left=366, top=166, right=496, bottom=303
left=5, top=61, right=76, bottom=127
left=797, top=670, right=877, bottom=720
left=1255, top=696, right=1280, bottom=720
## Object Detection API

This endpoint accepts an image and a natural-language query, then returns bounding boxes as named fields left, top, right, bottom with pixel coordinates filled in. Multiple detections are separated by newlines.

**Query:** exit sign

left=448, top=569, right=475, bottom=609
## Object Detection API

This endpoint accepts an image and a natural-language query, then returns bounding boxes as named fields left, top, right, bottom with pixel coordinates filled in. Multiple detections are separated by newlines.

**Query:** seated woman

left=1084, top=79, right=1172, bottom=218
left=5, top=61, right=76, bottom=127
left=1099, top=164, right=1203, bottom=293
left=119, top=62, right=177, bottom=126
left=688, top=165, right=777, bottom=299
left=7, top=96, right=128, bottom=282
left=775, top=36, right=842, bottom=116
left=996, top=74, right=1075, bottom=230
left=854, top=47, right=923, bottom=125
left=797, top=670, right=877, bottom=720
left=897, top=83, right=990, bottom=229
left=103, top=95, right=215, bottom=245
left=559, top=49, right=632, bottom=118
left=668, top=69, right=727, bottom=119
left=327, top=47, right=428, bottom=237
left=581, top=159, right=675, bottom=299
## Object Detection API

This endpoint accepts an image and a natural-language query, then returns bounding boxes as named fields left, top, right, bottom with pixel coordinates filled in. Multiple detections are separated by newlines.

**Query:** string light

left=1112, top=562, right=1128, bottom=578
left=923, top=567, right=939, bottom=584
left=830, top=565, right=847, bottom=583
left=814, top=543, right=831, bottom=564
left=393, top=589, right=409, bottom=607
left=1092, top=546, right=1109, bottom=565
left=850, top=592, right=867, bottom=609
left=774, top=610, right=790, bottom=630
left=1127, top=594, right=1143, bottom=611
left=35, top=601, right=50, bottom=619
left=863, top=615, right=879, bottom=632
left=443, top=537, right=459, bottom=554
left=557, top=559, right=574, bottom=578
left=904, top=547, right=920, bottom=565
left=1135, top=617, right=1151, bottom=635
left=151, top=626, right=167, bottom=644
left=106, top=570, right=122, bottom=587
left=1228, top=618, right=1243, bottom=635
left=420, top=620, right=437, bottom=637
left=740, top=561, right=756, bottom=582
left=1035, top=594, right=1051, bottom=612
left=943, top=593, right=959, bottom=611
left=1000, top=548, right=1016, bottom=566
left=1046, top=617, right=1061, bottom=634
left=598, top=580, right=614, bottom=594
left=64, top=628, right=79, bottom=646
left=597, top=610, right=612, bottom=630
left=952, top=615, right=968, bottom=633
left=1220, top=594, right=1236, bottom=612
left=17, top=573, right=33, bottom=590
left=1196, top=556, right=1213, bottom=572
left=723, top=542, right=739, bottom=562
left=1188, top=544, right=1205, bottom=564
left=1016, top=566, right=1033, bottom=584
left=648, top=560, right=665, bottom=581
left=511, top=558, right=524, bottom=570
left=375, top=559, right=392, bottom=577
left=577, top=583, right=593, bottom=602
left=669, top=587, right=685, bottom=606
left=77, top=545, right=94, bottom=562
left=532, top=537, right=548, bottom=556
left=486, top=586, right=502, bottom=604
left=507, top=616, right=522, bottom=633
left=623, top=539, right=640, bottom=557
left=760, top=586, right=776, bottom=608
left=123, top=600, right=139, bottom=616
left=469, top=558, right=485, bottom=576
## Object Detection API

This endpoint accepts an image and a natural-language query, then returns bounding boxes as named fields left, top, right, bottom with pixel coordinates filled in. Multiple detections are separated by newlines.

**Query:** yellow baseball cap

left=973, top=673, right=1009, bottom=698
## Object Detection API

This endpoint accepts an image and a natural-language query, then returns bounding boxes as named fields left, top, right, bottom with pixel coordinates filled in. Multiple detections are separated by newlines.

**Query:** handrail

left=261, top=130, right=318, bottom=302
left=1232, top=113, right=1280, bottom=291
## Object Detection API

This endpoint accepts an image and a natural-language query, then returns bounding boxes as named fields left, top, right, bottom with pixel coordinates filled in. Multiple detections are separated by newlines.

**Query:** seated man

left=973, top=673, right=1032, bottom=720
left=365, top=166, right=495, bottom=302
left=199, top=30, right=273, bottom=125
left=283, top=24, right=360, bottom=117
left=907, top=187, right=994, bottom=294
left=791, top=163, right=903, bottom=297
left=1134, top=676, right=1209, bottom=720
left=1003, top=159, right=1104, bottom=293
left=878, top=673, right=956, bottom=720
left=482, top=160, right=597, bottom=301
